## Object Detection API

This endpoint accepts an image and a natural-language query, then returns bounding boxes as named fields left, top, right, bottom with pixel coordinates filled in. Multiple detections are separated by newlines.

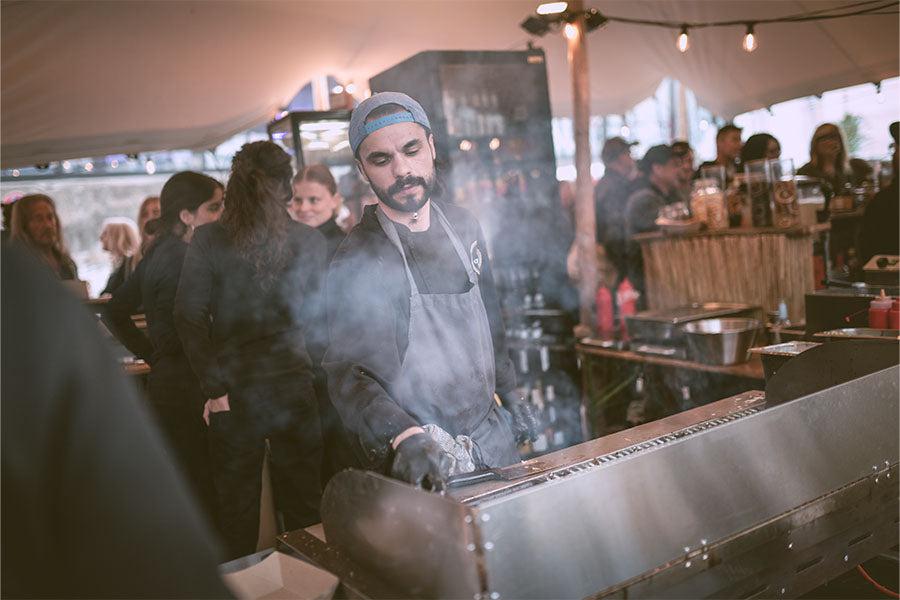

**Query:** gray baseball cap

left=348, top=92, right=432, bottom=156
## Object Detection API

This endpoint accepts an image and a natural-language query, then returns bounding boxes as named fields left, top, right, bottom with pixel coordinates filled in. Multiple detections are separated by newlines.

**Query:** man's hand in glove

left=390, top=430, right=452, bottom=492
left=500, top=392, right=540, bottom=444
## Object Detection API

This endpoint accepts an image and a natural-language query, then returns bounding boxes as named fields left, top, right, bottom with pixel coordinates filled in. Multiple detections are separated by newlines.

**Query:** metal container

left=625, top=303, right=760, bottom=343
left=750, top=341, right=821, bottom=379
left=813, top=328, right=900, bottom=342
left=682, top=318, right=762, bottom=365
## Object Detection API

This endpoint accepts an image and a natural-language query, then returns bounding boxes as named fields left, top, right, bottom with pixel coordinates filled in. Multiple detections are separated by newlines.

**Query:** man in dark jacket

left=624, top=145, right=682, bottom=307
left=861, top=121, right=899, bottom=263
left=323, top=92, right=537, bottom=491
left=595, top=136, right=638, bottom=279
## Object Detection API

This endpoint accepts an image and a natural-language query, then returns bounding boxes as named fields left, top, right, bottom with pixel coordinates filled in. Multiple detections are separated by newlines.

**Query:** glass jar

left=768, top=158, right=799, bottom=229
left=691, top=177, right=728, bottom=230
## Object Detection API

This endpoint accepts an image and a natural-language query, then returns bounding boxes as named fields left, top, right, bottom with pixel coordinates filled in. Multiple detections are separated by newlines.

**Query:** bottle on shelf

left=869, top=290, right=892, bottom=329
left=530, top=381, right=549, bottom=453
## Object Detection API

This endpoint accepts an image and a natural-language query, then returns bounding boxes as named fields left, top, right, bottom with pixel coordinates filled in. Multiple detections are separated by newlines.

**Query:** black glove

left=501, top=392, right=540, bottom=444
left=390, top=433, right=452, bottom=492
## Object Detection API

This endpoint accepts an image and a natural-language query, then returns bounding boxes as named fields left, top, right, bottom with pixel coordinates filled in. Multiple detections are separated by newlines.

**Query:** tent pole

left=568, top=0, right=598, bottom=332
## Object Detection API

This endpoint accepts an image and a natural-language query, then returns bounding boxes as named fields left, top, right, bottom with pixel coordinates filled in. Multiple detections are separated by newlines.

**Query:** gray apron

left=376, top=204, right=520, bottom=469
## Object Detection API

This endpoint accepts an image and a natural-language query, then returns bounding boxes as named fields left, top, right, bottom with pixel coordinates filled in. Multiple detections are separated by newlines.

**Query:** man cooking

left=323, top=92, right=537, bottom=492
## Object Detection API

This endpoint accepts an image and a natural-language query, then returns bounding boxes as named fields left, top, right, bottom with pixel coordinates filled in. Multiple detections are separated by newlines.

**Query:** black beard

left=373, top=174, right=434, bottom=213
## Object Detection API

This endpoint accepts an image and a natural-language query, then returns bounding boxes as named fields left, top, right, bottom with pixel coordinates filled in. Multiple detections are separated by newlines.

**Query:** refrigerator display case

left=267, top=110, right=355, bottom=182
left=368, top=49, right=574, bottom=314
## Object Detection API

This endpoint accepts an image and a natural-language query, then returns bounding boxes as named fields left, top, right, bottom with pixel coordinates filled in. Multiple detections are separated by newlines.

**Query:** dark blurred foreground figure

left=1, top=246, right=231, bottom=599
left=861, top=121, right=900, bottom=263
left=175, top=142, right=327, bottom=561
left=103, top=172, right=224, bottom=524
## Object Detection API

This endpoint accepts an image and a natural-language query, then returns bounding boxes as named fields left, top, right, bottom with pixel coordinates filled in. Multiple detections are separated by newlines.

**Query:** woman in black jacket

left=103, top=171, right=224, bottom=521
left=174, top=141, right=327, bottom=561
left=286, top=163, right=346, bottom=262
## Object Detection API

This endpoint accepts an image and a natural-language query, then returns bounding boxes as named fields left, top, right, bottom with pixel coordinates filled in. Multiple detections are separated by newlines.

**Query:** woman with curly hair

left=175, top=141, right=327, bottom=560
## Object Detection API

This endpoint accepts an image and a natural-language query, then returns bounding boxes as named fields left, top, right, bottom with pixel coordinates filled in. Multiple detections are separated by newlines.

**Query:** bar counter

left=634, top=224, right=829, bottom=322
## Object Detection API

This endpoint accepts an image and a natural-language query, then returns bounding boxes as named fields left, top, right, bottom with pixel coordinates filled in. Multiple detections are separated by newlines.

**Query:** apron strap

left=431, top=203, right=478, bottom=286
left=375, top=206, right=420, bottom=296
left=375, top=202, right=479, bottom=294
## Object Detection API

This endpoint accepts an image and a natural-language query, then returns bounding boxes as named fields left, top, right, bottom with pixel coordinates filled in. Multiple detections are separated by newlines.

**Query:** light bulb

left=563, top=23, right=578, bottom=40
left=677, top=26, right=690, bottom=53
left=145, top=159, right=156, bottom=175
left=331, top=85, right=344, bottom=94
left=345, top=83, right=357, bottom=94
left=742, top=24, right=757, bottom=53
left=536, top=1, right=567, bottom=15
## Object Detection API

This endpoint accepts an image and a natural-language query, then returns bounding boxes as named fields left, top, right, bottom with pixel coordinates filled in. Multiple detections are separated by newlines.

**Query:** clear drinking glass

left=744, top=159, right=772, bottom=228
left=768, top=158, right=799, bottom=229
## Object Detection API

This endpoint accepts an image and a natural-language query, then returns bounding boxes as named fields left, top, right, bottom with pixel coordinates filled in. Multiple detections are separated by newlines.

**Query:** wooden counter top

left=633, top=223, right=830, bottom=243
left=576, top=341, right=765, bottom=381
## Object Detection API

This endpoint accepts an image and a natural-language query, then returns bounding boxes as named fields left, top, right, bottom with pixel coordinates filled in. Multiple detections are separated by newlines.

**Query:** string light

left=523, top=1, right=896, bottom=53
left=676, top=25, right=690, bottom=53
left=742, top=23, right=757, bottom=52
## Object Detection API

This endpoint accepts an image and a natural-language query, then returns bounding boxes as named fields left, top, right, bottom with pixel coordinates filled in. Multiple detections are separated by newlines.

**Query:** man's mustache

left=388, top=176, right=428, bottom=196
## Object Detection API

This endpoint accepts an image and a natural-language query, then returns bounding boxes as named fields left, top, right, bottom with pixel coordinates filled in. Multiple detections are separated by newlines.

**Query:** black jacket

left=103, top=235, right=187, bottom=365
left=101, top=256, right=136, bottom=296
left=317, top=217, right=346, bottom=263
left=174, top=221, right=328, bottom=402
left=322, top=202, right=516, bottom=461
left=861, top=179, right=899, bottom=263
left=1, top=247, right=230, bottom=599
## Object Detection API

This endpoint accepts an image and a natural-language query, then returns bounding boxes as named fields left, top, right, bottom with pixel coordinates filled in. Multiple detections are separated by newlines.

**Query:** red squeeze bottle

left=596, top=286, right=615, bottom=338
left=868, top=290, right=892, bottom=329
left=889, top=298, right=900, bottom=330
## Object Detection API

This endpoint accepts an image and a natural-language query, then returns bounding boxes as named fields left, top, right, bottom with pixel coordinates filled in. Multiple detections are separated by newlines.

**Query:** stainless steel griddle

left=279, top=354, right=898, bottom=599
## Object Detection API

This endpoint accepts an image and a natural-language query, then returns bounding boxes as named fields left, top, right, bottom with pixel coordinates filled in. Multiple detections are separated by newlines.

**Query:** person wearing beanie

left=323, top=92, right=539, bottom=493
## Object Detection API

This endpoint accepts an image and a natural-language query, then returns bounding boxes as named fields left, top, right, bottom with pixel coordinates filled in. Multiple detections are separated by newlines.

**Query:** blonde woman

left=99, top=217, right=140, bottom=295
left=136, top=195, right=161, bottom=256
left=10, top=194, right=78, bottom=280
left=798, top=123, right=855, bottom=194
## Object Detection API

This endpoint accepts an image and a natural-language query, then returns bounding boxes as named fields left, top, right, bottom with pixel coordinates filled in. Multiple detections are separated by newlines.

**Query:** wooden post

left=568, top=0, right=598, bottom=332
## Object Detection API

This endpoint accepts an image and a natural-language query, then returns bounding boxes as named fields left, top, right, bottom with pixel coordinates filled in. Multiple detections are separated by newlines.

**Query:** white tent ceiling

left=1, top=0, right=897, bottom=168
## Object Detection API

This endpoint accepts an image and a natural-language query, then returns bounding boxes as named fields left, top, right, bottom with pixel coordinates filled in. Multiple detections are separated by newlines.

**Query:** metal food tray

left=813, top=328, right=900, bottom=342
left=750, top=341, right=821, bottom=380
left=626, top=303, right=761, bottom=342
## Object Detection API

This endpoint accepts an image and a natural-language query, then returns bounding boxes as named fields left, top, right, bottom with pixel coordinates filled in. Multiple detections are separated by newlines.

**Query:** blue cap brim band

left=362, top=112, right=415, bottom=136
